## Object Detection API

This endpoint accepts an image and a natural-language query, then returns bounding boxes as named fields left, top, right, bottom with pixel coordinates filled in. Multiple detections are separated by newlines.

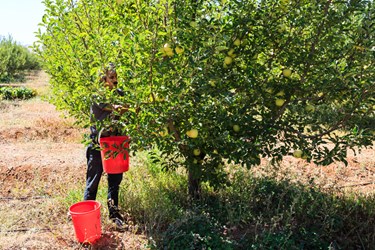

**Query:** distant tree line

left=0, top=36, right=41, bottom=82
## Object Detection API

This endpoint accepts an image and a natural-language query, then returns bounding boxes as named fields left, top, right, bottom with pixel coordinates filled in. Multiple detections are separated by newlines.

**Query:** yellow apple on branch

left=282, top=68, right=292, bottom=77
left=266, top=87, right=274, bottom=94
left=224, top=56, right=233, bottom=65
left=276, top=90, right=285, bottom=97
left=275, top=98, right=286, bottom=107
left=293, top=150, right=303, bottom=158
left=161, top=43, right=174, bottom=57
left=193, top=148, right=201, bottom=156
left=305, top=104, right=315, bottom=112
left=190, top=21, right=198, bottom=28
left=228, top=48, right=235, bottom=56
left=234, top=38, right=241, bottom=46
left=186, top=129, right=198, bottom=138
left=159, top=127, right=168, bottom=137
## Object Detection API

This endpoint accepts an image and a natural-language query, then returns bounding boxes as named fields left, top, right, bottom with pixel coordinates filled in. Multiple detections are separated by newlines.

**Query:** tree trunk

left=188, top=167, right=201, bottom=199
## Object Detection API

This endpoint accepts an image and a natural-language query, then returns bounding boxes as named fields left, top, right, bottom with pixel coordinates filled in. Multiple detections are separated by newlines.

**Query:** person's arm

left=99, top=103, right=127, bottom=113
left=112, top=104, right=129, bottom=115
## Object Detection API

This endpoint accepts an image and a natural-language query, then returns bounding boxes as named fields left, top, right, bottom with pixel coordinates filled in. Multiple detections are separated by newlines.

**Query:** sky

left=0, top=0, right=46, bottom=46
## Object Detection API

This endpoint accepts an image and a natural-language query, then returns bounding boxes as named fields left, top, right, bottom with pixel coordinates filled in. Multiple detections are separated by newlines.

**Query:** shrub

left=0, top=86, right=37, bottom=100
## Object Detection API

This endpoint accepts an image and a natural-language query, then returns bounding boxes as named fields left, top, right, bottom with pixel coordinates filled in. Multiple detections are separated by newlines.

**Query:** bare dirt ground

left=0, top=71, right=148, bottom=249
left=0, top=71, right=373, bottom=249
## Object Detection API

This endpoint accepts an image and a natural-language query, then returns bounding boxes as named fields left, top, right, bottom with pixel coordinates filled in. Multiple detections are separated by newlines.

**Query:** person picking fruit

left=83, top=63, right=127, bottom=231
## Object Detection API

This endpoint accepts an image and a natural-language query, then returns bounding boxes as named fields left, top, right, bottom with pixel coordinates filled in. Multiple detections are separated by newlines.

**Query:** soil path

left=0, top=71, right=86, bottom=198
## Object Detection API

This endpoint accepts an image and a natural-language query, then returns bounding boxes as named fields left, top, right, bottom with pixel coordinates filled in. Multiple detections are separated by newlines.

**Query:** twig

left=338, top=182, right=374, bottom=188
left=356, top=230, right=366, bottom=250
left=0, top=228, right=52, bottom=233
left=0, top=195, right=51, bottom=201
left=0, top=84, right=25, bottom=87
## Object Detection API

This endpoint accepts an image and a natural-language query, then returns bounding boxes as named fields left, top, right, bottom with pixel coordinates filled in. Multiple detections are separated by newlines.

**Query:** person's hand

left=112, top=104, right=128, bottom=114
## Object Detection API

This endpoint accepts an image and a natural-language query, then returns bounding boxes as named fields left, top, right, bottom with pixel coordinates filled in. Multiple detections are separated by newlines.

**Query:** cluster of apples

left=274, top=69, right=292, bottom=107
left=160, top=43, right=184, bottom=57
left=224, top=38, right=242, bottom=66
left=186, top=129, right=202, bottom=157
left=275, top=68, right=316, bottom=112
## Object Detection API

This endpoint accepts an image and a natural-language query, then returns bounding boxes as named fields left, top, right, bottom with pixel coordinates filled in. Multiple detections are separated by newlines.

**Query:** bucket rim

left=69, top=200, right=101, bottom=215
left=99, top=135, right=130, bottom=143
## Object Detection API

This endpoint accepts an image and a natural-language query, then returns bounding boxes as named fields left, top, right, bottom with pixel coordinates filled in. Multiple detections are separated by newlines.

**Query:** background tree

left=0, top=36, right=40, bottom=82
left=36, top=0, right=374, bottom=198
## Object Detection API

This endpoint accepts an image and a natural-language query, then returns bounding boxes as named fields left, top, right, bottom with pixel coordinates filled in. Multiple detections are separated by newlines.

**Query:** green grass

left=62, top=150, right=375, bottom=249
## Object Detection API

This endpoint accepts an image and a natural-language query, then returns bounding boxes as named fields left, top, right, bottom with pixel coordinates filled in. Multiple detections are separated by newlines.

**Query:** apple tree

left=35, top=0, right=374, bottom=197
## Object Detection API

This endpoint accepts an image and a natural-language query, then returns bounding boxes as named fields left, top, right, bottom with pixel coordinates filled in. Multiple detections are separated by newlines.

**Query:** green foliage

left=118, top=151, right=188, bottom=232
left=161, top=212, right=235, bottom=249
left=0, top=36, right=41, bottom=82
left=61, top=154, right=374, bottom=249
left=0, top=86, right=37, bottom=100
left=36, top=0, right=374, bottom=192
left=57, top=150, right=375, bottom=249
left=209, top=169, right=375, bottom=249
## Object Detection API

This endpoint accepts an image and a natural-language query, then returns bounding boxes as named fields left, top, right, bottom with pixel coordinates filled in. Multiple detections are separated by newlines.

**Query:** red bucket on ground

left=69, top=201, right=102, bottom=243
left=99, top=136, right=130, bottom=174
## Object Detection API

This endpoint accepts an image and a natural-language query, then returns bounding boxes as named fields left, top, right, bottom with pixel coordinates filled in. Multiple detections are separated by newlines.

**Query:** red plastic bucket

left=69, top=201, right=102, bottom=243
left=99, top=136, right=130, bottom=174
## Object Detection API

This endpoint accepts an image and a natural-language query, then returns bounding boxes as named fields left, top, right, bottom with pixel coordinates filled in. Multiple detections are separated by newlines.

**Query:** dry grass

left=0, top=99, right=83, bottom=143
left=0, top=71, right=149, bottom=249
left=16, top=70, right=52, bottom=97
left=0, top=70, right=83, bottom=144
left=250, top=147, right=375, bottom=196
left=0, top=190, right=149, bottom=249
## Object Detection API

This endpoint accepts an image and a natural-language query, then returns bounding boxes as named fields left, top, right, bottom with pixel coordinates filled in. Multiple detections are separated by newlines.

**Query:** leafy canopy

left=36, top=0, right=374, bottom=188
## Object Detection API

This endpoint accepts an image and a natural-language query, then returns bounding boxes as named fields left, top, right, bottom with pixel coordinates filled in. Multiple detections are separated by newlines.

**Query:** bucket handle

left=97, top=128, right=104, bottom=144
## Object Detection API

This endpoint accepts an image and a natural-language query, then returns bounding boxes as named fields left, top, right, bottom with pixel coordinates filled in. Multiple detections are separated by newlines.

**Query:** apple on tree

left=234, top=38, right=241, bottom=46
left=159, top=127, right=169, bottom=137
left=275, top=98, right=286, bottom=107
left=186, top=129, right=198, bottom=138
left=305, top=104, right=315, bottom=112
left=193, top=148, right=201, bottom=156
left=224, top=56, right=233, bottom=65
left=293, top=150, right=303, bottom=158
left=161, top=43, right=174, bottom=57
left=276, top=90, right=285, bottom=97
left=233, top=125, right=240, bottom=132
left=282, top=69, right=292, bottom=77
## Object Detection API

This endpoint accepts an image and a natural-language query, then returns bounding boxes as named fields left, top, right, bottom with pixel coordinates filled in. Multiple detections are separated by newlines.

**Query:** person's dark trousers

left=83, top=144, right=123, bottom=215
